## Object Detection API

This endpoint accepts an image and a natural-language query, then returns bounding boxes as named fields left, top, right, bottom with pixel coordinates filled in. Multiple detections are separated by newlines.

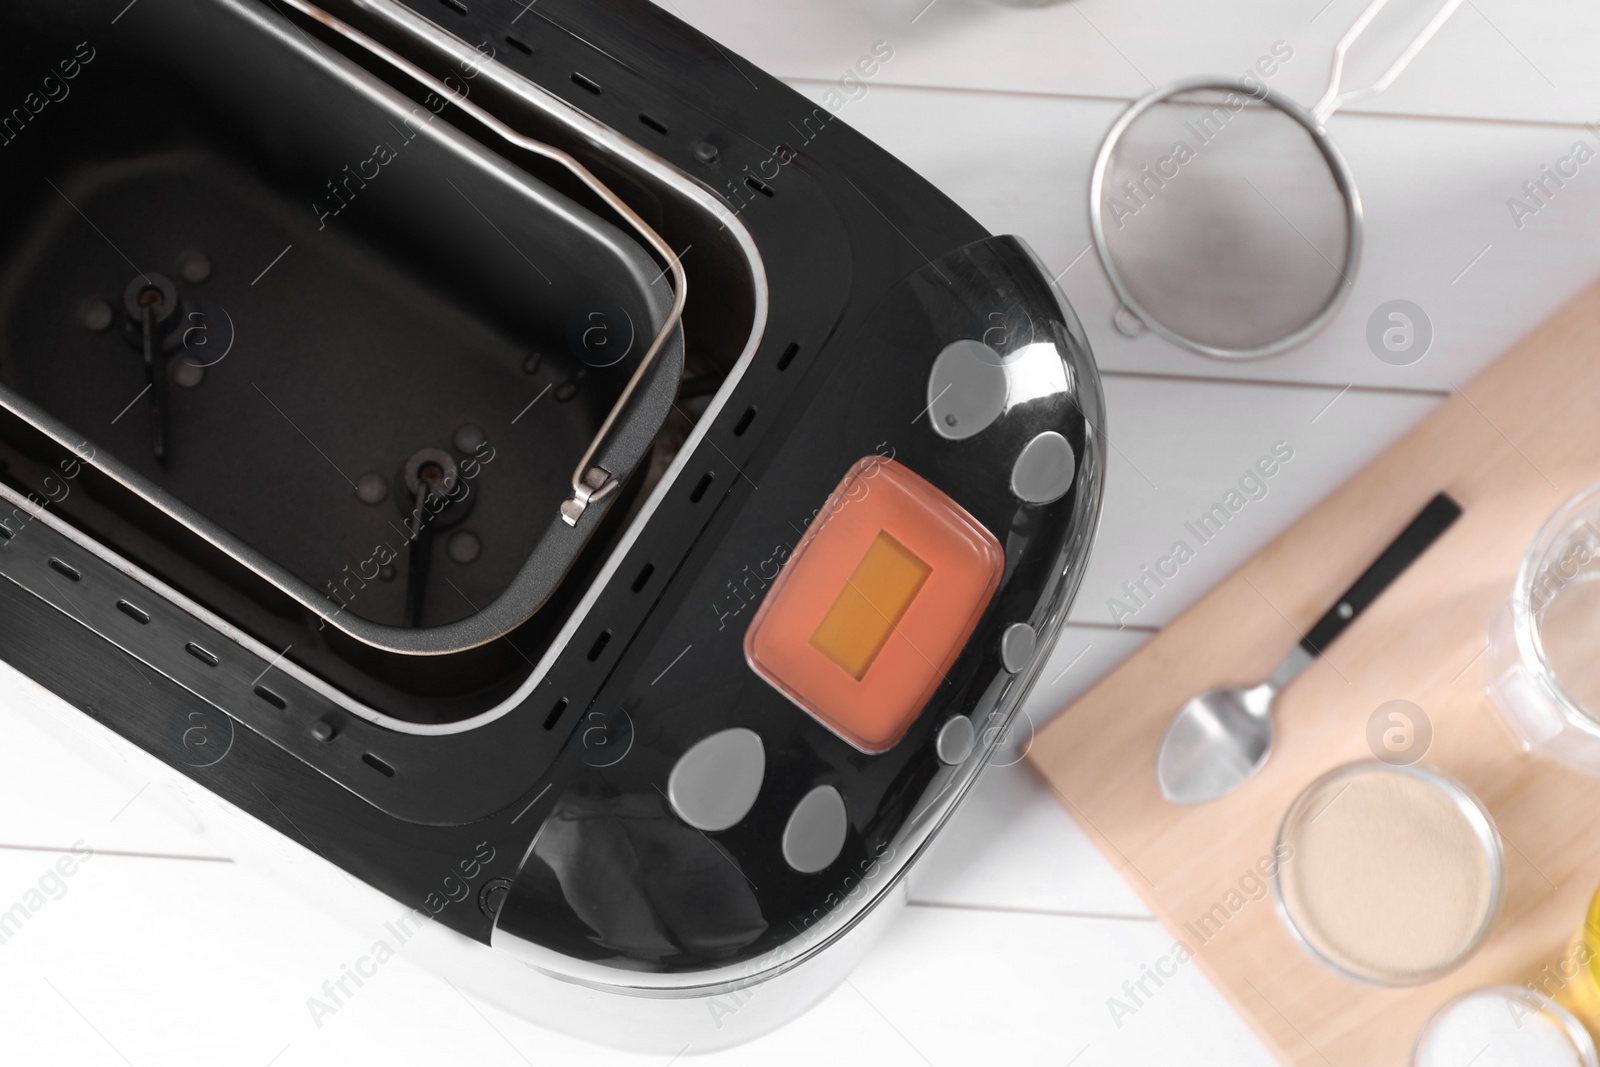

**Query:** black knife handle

left=1299, top=492, right=1462, bottom=657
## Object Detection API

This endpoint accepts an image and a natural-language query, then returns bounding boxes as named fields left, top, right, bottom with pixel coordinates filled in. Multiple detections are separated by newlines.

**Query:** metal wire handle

left=1310, top=0, right=1467, bottom=123
left=274, top=0, right=688, bottom=526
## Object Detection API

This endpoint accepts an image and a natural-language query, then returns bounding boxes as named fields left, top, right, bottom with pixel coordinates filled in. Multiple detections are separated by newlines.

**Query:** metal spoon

left=1156, top=491, right=1462, bottom=805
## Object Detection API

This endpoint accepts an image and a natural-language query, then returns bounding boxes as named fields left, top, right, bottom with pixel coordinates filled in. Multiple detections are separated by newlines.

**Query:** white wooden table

left=3, top=1, right=1597, bottom=1063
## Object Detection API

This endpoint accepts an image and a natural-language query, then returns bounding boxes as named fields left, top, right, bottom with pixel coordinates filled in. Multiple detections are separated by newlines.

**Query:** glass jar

left=1486, top=483, right=1600, bottom=774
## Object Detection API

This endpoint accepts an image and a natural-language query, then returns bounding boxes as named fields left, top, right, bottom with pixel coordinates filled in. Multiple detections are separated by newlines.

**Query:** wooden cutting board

left=1028, top=279, right=1600, bottom=1066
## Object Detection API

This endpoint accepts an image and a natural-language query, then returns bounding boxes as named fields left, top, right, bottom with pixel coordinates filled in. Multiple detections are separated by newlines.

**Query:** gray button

left=1001, top=622, right=1036, bottom=673
left=667, top=728, right=765, bottom=832
left=927, top=339, right=1008, bottom=441
left=782, top=785, right=848, bottom=873
left=1011, top=431, right=1075, bottom=504
left=935, top=716, right=975, bottom=765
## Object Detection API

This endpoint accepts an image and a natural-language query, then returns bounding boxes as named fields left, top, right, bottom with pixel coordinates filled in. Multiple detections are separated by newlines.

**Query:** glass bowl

left=1413, top=986, right=1598, bottom=1067
left=1272, top=761, right=1503, bottom=986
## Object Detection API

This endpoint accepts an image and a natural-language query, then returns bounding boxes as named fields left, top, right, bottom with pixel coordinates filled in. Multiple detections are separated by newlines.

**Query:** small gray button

left=1001, top=622, right=1036, bottom=673
left=936, top=716, right=975, bottom=765
left=447, top=531, right=482, bottom=564
left=927, top=339, right=1008, bottom=441
left=668, top=728, right=765, bottom=832
left=176, top=249, right=213, bottom=284
left=79, top=299, right=114, bottom=332
left=355, top=473, right=389, bottom=505
left=453, top=423, right=487, bottom=455
left=1011, top=431, right=1075, bottom=504
left=782, top=785, right=848, bottom=873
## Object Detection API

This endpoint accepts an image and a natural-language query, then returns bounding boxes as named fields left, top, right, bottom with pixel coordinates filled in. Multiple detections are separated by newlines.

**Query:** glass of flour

left=1274, top=761, right=1503, bottom=985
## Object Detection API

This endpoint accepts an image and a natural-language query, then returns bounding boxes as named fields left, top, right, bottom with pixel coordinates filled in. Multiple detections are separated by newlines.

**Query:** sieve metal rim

left=1088, top=76, right=1366, bottom=362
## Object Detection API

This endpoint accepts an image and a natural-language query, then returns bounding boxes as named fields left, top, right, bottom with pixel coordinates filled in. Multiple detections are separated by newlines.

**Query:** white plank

left=789, top=82, right=1600, bottom=390
left=0, top=848, right=664, bottom=1067
left=662, top=0, right=1598, bottom=125
left=842, top=906, right=1277, bottom=1067
left=0, top=662, right=224, bottom=861
left=0, top=845, right=1274, bottom=1066
left=906, top=761, right=1151, bottom=919
left=1069, top=375, right=1441, bottom=629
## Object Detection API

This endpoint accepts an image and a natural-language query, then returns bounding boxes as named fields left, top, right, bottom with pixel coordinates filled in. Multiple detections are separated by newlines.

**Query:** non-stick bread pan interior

left=0, top=0, right=684, bottom=694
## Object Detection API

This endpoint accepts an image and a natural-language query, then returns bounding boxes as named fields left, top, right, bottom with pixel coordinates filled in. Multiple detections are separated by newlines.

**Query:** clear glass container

left=1486, top=483, right=1600, bottom=773
left=1273, top=761, right=1503, bottom=986
left=1413, top=986, right=1598, bottom=1067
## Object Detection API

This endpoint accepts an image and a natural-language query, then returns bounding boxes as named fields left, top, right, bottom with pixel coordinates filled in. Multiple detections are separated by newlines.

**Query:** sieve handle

left=1311, top=0, right=1467, bottom=123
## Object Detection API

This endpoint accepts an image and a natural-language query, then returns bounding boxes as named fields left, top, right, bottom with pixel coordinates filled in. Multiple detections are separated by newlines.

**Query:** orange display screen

left=809, top=532, right=932, bottom=679
left=745, top=457, right=1003, bottom=753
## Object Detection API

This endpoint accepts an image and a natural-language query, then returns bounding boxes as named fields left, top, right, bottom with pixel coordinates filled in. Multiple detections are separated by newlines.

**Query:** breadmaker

left=0, top=0, right=1104, bottom=1051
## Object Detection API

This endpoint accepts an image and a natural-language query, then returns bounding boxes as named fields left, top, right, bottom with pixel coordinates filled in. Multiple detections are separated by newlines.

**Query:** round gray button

left=936, top=716, right=975, bottom=765
left=782, top=785, right=848, bottom=873
left=667, top=728, right=765, bottom=832
left=927, top=339, right=1008, bottom=441
left=1001, top=622, right=1036, bottom=673
left=1011, top=431, right=1075, bottom=504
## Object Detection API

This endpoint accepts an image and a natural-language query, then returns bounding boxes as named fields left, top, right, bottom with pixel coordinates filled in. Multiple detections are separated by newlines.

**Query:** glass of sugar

left=1413, top=986, right=1597, bottom=1067
left=1273, top=761, right=1503, bottom=986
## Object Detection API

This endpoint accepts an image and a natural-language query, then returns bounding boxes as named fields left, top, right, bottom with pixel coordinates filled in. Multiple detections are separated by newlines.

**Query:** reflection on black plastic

left=526, top=788, right=768, bottom=964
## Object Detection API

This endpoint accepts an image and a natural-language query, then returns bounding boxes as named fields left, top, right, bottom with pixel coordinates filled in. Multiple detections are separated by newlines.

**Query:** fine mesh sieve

left=1089, top=0, right=1466, bottom=360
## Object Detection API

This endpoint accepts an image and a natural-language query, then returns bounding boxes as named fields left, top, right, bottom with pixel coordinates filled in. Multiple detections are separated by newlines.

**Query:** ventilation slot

left=587, top=630, right=611, bottom=662
left=745, top=176, right=773, bottom=197
left=777, top=342, right=799, bottom=371
left=543, top=697, right=569, bottom=731
left=689, top=471, right=715, bottom=503
left=570, top=72, right=602, bottom=95
left=631, top=562, right=655, bottom=593
left=47, top=558, right=80, bottom=582
left=362, top=752, right=396, bottom=777
left=437, top=0, right=467, bottom=13
left=115, top=600, right=150, bottom=624
left=639, top=113, right=668, bottom=135
left=186, top=642, right=219, bottom=667
left=253, top=685, right=287, bottom=710
left=504, top=34, right=532, bottom=55
left=733, top=406, right=757, bottom=437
